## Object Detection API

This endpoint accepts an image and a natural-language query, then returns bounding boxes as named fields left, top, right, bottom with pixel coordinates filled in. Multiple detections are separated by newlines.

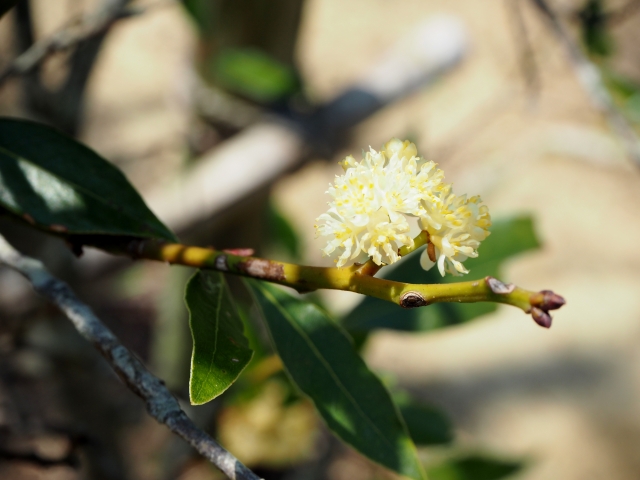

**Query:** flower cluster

left=315, top=138, right=491, bottom=276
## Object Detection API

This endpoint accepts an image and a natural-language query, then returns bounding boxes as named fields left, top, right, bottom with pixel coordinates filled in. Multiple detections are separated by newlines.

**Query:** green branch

left=88, top=237, right=564, bottom=328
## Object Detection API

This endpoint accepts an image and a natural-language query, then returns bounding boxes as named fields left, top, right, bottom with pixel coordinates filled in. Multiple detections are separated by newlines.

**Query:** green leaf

left=247, top=280, right=425, bottom=480
left=186, top=271, right=253, bottom=405
left=212, top=48, right=298, bottom=103
left=578, top=0, right=613, bottom=58
left=602, top=70, right=640, bottom=124
left=343, top=216, right=540, bottom=333
left=181, top=0, right=216, bottom=34
left=427, top=454, right=523, bottom=480
left=393, top=392, right=453, bottom=446
left=0, top=118, right=176, bottom=241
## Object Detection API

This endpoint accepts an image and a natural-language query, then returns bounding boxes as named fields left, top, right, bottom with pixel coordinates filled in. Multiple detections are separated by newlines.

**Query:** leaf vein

left=260, top=285, right=396, bottom=452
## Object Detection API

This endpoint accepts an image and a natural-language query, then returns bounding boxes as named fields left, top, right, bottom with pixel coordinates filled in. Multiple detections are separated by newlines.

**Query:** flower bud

left=531, top=307, right=552, bottom=328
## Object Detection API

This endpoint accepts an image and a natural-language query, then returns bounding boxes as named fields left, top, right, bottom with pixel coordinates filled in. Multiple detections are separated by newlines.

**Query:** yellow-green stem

left=398, top=230, right=430, bottom=257
left=90, top=238, right=560, bottom=321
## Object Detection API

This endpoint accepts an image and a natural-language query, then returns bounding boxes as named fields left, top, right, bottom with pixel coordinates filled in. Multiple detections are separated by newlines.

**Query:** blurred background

left=1, top=0, right=640, bottom=479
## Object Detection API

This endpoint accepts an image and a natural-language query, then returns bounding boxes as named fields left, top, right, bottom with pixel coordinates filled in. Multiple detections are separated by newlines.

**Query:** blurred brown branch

left=0, top=448, right=79, bottom=469
left=0, top=234, right=262, bottom=480
left=193, top=74, right=264, bottom=130
left=506, top=0, right=540, bottom=99
left=529, top=0, right=640, bottom=166
left=565, top=0, right=640, bottom=26
left=0, top=0, right=21, bottom=20
left=0, top=0, right=133, bottom=85
left=606, top=0, right=640, bottom=25
left=148, top=16, right=469, bottom=237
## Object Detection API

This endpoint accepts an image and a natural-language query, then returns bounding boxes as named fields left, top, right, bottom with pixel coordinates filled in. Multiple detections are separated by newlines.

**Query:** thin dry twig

left=0, top=234, right=262, bottom=480
left=192, top=74, right=263, bottom=130
left=506, top=0, right=540, bottom=99
left=529, top=0, right=640, bottom=165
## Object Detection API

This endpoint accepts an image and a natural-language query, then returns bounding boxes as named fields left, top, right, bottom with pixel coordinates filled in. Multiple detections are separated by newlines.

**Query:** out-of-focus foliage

left=579, top=0, right=614, bottom=57
left=248, top=280, right=426, bottom=480
left=212, top=48, right=299, bottom=103
left=427, top=454, right=523, bottom=480
left=0, top=118, right=176, bottom=241
left=181, top=0, right=217, bottom=35
left=343, top=216, right=540, bottom=333
left=217, top=378, right=319, bottom=467
left=604, top=70, right=640, bottom=124
left=186, top=271, right=253, bottom=405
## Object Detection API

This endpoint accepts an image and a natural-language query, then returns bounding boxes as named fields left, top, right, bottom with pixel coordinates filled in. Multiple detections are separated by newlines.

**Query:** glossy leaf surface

left=0, top=118, right=176, bottom=241
left=248, top=280, right=425, bottom=480
left=186, top=271, right=253, bottom=405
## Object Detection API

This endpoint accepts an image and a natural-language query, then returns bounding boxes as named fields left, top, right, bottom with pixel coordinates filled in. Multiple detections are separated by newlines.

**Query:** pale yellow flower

left=315, top=138, right=490, bottom=274
left=315, top=138, right=443, bottom=267
left=418, top=185, right=491, bottom=276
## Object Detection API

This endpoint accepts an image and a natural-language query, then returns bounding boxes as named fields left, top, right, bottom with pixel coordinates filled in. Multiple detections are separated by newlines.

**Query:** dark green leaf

left=0, top=118, right=176, bottom=241
left=236, top=302, right=269, bottom=363
left=181, top=0, right=216, bottom=34
left=393, top=392, right=453, bottom=446
left=427, top=454, right=523, bottom=480
left=343, top=216, right=540, bottom=333
left=186, top=271, right=253, bottom=405
left=579, top=0, right=613, bottom=57
left=212, top=48, right=298, bottom=103
left=247, top=280, right=425, bottom=480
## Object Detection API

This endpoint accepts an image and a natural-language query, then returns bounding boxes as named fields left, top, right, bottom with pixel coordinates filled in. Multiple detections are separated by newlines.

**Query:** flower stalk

left=398, top=230, right=430, bottom=257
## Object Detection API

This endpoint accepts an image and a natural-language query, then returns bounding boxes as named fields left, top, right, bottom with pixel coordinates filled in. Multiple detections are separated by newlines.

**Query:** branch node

left=215, top=254, right=229, bottom=272
left=236, top=258, right=285, bottom=282
left=222, top=248, right=255, bottom=257
left=485, top=276, right=516, bottom=294
left=399, top=291, right=429, bottom=308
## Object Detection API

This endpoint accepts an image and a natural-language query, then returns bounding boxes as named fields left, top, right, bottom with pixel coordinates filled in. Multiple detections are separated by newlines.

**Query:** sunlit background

left=1, top=0, right=640, bottom=479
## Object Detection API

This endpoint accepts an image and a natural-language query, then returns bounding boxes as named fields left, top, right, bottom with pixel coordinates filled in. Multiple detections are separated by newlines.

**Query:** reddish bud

left=531, top=307, right=552, bottom=328
left=540, top=290, right=566, bottom=310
